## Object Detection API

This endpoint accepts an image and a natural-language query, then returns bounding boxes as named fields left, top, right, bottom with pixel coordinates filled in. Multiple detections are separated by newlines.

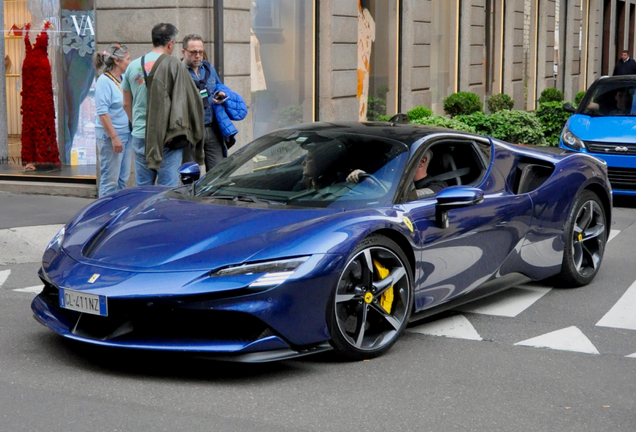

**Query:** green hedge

left=454, top=111, right=505, bottom=136
left=535, top=101, right=573, bottom=146
left=538, top=87, right=564, bottom=104
left=407, top=105, right=434, bottom=121
left=487, top=93, right=514, bottom=113
left=443, top=92, right=483, bottom=117
left=411, top=115, right=477, bottom=133
left=575, top=91, right=586, bottom=106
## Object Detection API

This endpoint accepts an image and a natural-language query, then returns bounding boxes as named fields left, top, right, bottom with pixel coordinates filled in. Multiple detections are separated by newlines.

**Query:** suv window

left=581, top=81, right=636, bottom=116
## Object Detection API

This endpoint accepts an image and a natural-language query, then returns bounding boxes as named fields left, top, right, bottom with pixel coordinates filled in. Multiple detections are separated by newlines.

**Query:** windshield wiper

left=207, top=194, right=287, bottom=206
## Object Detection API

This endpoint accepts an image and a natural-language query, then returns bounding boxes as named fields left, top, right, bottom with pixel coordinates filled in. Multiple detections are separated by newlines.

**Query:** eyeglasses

left=112, top=43, right=123, bottom=56
left=186, top=50, right=205, bottom=56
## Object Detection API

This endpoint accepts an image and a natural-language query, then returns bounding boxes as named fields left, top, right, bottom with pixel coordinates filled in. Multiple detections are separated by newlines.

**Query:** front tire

left=327, top=235, right=413, bottom=360
left=556, top=190, right=607, bottom=287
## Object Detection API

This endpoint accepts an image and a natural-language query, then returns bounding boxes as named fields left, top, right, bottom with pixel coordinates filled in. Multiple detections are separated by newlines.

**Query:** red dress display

left=20, top=22, right=61, bottom=169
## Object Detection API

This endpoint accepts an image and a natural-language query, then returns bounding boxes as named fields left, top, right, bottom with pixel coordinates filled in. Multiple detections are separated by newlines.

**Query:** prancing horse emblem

left=88, top=274, right=100, bottom=283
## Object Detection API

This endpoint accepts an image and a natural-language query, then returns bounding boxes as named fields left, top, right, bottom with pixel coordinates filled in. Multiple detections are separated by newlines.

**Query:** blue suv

left=560, top=76, right=636, bottom=196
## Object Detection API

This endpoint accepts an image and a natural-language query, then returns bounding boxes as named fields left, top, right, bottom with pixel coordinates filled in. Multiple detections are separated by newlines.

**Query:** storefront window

left=3, top=0, right=33, bottom=167
left=250, top=0, right=314, bottom=138
left=1, top=0, right=95, bottom=175
left=60, top=0, right=95, bottom=167
left=358, top=0, right=399, bottom=121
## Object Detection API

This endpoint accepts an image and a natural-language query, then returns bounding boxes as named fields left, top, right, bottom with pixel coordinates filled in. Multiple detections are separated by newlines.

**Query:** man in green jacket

left=123, top=23, right=203, bottom=186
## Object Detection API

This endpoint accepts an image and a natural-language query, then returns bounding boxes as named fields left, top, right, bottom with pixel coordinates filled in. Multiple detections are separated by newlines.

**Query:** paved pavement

left=1, top=191, right=635, bottom=431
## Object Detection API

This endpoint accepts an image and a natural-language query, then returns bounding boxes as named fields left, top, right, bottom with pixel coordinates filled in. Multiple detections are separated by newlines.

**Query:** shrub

left=538, top=87, right=564, bottom=104
left=455, top=111, right=505, bottom=136
left=377, top=114, right=392, bottom=122
left=443, top=92, right=483, bottom=117
left=575, top=91, right=586, bottom=106
left=490, top=110, right=545, bottom=145
left=411, top=115, right=476, bottom=133
left=407, top=105, right=434, bottom=121
left=366, top=97, right=387, bottom=121
left=276, top=105, right=304, bottom=127
left=535, top=101, right=573, bottom=146
left=487, top=93, right=515, bottom=113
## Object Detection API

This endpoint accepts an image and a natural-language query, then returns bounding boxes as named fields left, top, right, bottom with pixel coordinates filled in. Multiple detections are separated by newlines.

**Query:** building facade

left=2, top=0, right=636, bottom=177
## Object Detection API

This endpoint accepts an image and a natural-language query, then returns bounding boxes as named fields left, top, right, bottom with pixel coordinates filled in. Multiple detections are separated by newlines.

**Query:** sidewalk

left=0, top=191, right=93, bottom=229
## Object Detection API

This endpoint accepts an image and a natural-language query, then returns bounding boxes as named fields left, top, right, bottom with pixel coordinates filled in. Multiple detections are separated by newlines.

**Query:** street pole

left=0, top=5, right=9, bottom=164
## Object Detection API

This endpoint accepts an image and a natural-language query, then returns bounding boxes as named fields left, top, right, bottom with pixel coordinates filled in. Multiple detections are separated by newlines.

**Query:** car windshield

left=193, top=130, right=410, bottom=209
left=580, top=82, right=636, bottom=116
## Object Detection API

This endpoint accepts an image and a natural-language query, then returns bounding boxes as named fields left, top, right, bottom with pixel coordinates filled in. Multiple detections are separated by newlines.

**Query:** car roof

left=593, top=75, right=636, bottom=85
left=279, top=121, right=468, bottom=148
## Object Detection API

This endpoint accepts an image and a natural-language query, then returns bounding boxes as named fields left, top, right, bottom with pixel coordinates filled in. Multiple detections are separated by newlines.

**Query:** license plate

left=59, top=288, right=108, bottom=317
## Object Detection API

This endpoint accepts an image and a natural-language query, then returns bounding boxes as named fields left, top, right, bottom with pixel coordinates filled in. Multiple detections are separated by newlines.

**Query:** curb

left=0, top=180, right=97, bottom=198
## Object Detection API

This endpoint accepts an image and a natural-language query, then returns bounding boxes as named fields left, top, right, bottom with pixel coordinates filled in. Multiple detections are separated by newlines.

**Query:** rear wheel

left=556, top=190, right=606, bottom=287
left=327, top=235, right=413, bottom=360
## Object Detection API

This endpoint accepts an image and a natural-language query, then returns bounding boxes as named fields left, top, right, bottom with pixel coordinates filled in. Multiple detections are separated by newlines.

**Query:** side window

left=398, top=137, right=489, bottom=203
left=424, top=141, right=485, bottom=187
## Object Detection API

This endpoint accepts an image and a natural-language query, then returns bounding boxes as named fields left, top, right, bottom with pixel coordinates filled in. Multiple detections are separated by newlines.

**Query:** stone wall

left=318, top=1, right=359, bottom=122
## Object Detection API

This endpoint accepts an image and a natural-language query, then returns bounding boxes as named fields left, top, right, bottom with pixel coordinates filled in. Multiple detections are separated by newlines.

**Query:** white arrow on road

left=515, top=326, right=600, bottom=354
left=13, top=286, right=44, bottom=294
left=596, top=279, right=636, bottom=331
left=408, top=314, right=483, bottom=341
left=0, top=269, right=10, bottom=288
left=457, top=285, right=551, bottom=317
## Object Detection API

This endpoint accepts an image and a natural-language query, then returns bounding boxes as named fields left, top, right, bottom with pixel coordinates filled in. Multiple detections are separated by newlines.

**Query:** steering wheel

left=358, top=173, right=389, bottom=193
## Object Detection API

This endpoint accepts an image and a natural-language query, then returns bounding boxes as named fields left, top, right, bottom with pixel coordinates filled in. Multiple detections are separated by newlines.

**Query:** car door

left=398, top=137, right=533, bottom=312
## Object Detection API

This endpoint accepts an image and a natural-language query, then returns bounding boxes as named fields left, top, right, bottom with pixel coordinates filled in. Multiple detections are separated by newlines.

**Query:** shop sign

left=70, top=15, right=95, bottom=36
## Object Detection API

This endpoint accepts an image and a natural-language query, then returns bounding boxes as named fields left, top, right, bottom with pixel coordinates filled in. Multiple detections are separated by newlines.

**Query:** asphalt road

left=1, top=191, right=635, bottom=432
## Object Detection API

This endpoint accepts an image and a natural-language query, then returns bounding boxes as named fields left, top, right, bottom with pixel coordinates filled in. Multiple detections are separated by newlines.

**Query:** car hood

left=568, top=114, right=636, bottom=143
left=61, top=191, right=344, bottom=272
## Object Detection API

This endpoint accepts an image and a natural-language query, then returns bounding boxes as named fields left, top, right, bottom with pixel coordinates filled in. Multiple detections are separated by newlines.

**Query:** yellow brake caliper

left=373, top=259, right=394, bottom=313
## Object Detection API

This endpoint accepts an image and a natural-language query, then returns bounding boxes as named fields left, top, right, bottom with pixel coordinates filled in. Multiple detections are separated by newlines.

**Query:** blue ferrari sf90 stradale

left=32, top=122, right=611, bottom=361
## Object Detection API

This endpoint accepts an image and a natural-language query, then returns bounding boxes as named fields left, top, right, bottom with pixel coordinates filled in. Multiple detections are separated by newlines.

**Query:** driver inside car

left=297, top=141, right=348, bottom=191
left=347, top=149, right=448, bottom=198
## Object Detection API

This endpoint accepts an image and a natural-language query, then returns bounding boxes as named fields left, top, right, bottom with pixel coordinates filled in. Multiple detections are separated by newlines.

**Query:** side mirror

left=435, top=187, right=484, bottom=228
left=562, top=102, right=576, bottom=113
left=179, top=162, right=200, bottom=185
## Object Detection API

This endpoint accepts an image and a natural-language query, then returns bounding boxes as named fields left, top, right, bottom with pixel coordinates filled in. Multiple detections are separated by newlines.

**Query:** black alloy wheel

left=557, top=190, right=607, bottom=287
left=327, top=235, right=413, bottom=360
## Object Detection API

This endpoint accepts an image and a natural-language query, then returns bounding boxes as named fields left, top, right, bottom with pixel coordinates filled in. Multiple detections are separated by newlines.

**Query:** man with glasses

left=181, top=34, right=225, bottom=171
left=122, top=23, right=204, bottom=187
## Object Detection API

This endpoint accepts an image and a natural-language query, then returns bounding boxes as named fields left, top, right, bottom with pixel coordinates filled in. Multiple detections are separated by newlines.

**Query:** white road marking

left=408, top=314, right=482, bottom=341
left=608, top=229, right=620, bottom=243
left=514, top=326, right=600, bottom=354
left=0, top=224, right=63, bottom=265
left=456, top=285, right=551, bottom=317
left=596, top=280, right=636, bottom=331
left=0, top=269, right=10, bottom=288
left=13, top=285, right=44, bottom=294
left=626, top=353, right=636, bottom=358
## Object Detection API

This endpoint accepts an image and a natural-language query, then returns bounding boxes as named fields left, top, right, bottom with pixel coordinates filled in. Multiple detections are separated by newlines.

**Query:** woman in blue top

left=93, top=43, right=132, bottom=197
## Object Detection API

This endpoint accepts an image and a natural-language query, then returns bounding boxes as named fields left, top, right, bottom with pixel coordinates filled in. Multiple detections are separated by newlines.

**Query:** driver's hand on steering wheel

left=347, top=169, right=366, bottom=183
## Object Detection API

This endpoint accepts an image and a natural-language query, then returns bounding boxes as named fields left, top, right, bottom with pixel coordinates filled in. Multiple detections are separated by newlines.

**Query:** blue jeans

left=96, top=130, right=132, bottom=198
left=130, top=136, right=183, bottom=187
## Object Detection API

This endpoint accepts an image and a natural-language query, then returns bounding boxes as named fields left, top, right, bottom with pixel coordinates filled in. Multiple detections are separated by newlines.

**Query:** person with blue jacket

left=181, top=34, right=247, bottom=171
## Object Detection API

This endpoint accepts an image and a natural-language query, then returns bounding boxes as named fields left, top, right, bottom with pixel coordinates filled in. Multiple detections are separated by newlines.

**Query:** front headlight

left=211, top=256, right=310, bottom=288
left=46, top=226, right=65, bottom=251
left=561, top=125, right=586, bottom=151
